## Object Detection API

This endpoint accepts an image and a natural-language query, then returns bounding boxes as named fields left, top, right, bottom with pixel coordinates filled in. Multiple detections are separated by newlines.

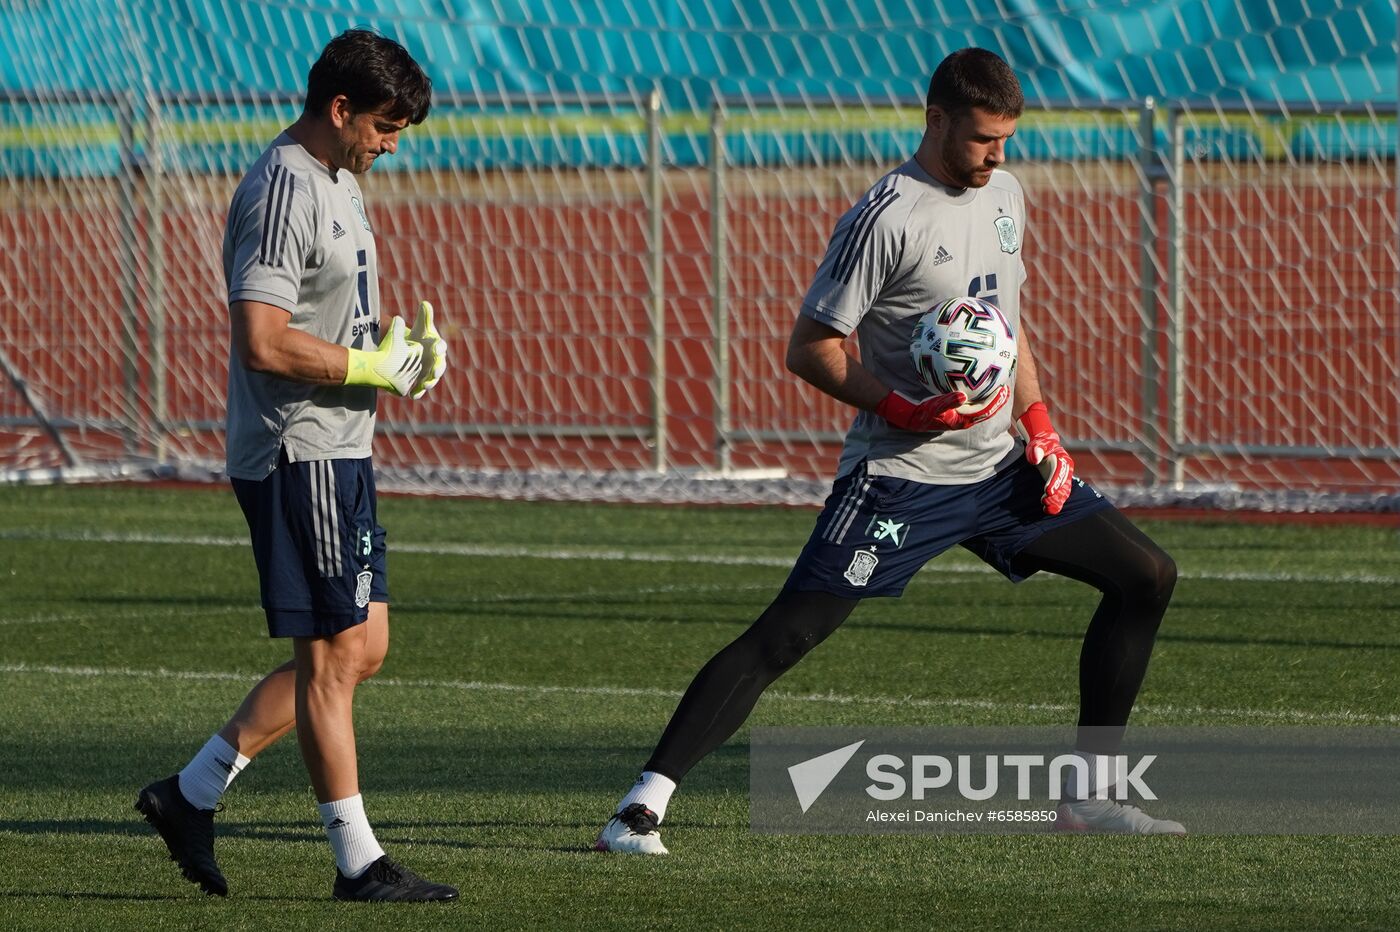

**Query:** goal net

left=1, top=1, right=1396, bottom=509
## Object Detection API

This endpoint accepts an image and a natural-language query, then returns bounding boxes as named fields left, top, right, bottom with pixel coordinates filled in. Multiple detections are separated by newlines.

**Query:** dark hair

left=925, top=48, right=1024, bottom=119
left=303, top=29, right=432, bottom=125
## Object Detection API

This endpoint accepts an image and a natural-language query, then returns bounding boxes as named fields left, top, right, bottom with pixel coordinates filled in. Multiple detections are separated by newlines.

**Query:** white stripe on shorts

left=311, top=462, right=341, bottom=578
left=823, top=474, right=871, bottom=545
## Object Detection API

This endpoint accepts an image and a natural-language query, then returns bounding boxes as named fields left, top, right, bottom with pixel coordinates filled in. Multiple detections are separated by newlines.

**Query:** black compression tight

left=644, top=588, right=858, bottom=781
left=643, top=507, right=1176, bottom=782
left=1011, top=508, right=1177, bottom=753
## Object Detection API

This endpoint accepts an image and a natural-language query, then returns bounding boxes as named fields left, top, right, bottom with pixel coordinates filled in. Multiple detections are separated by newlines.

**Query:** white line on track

left=3, top=528, right=1398, bottom=585
left=2, top=661, right=1397, bottom=726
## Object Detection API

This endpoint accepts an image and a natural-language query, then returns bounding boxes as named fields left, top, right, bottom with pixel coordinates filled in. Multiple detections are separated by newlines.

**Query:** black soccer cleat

left=332, top=855, right=459, bottom=902
left=134, top=774, right=228, bottom=896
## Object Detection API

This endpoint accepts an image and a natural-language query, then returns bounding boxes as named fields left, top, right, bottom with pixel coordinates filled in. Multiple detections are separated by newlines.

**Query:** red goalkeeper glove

left=1016, top=401, right=1074, bottom=515
left=875, top=384, right=1010, bottom=432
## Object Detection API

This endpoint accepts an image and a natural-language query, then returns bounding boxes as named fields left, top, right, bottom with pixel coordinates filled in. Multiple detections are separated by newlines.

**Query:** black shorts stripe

left=325, top=462, right=341, bottom=576
left=831, top=185, right=900, bottom=284
left=311, top=461, right=326, bottom=576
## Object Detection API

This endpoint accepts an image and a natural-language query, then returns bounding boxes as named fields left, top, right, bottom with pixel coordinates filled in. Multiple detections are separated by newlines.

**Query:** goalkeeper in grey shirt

left=596, top=48, right=1182, bottom=853
left=135, top=30, right=454, bottom=902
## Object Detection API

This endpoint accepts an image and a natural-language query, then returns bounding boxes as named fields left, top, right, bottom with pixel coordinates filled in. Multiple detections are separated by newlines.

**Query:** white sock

left=616, top=771, right=677, bottom=824
left=1063, top=751, right=1125, bottom=801
left=177, top=735, right=250, bottom=811
left=319, top=794, right=386, bottom=878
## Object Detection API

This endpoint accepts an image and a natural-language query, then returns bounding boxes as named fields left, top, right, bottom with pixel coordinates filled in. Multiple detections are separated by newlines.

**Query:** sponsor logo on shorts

left=354, top=569, right=373, bottom=608
left=866, top=516, right=909, bottom=548
left=844, top=549, right=879, bottom=587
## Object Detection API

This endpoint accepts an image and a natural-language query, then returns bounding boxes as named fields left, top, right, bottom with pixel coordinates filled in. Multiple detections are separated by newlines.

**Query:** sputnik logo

left=787, top=740, right=865, bottom=813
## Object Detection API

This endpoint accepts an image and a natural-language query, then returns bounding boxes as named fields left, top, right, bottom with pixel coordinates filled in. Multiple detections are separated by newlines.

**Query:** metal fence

left=2, top=88, right=1397, bottom=505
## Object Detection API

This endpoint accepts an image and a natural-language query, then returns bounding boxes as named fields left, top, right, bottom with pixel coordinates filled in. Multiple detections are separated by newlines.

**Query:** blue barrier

left=5, top=121, right=1396, bottom=179
left=1291, top=122, right=1399, bottom=160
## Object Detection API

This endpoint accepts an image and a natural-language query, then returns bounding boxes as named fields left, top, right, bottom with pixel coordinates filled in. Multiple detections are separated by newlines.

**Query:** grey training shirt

left=800, top=158, right=1028, bottom=484
left=223, top=132, right=381, bottom=480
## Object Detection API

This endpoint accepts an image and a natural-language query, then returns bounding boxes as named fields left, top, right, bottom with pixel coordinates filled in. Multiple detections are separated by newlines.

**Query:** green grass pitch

left=1, top=484, right=1398, bottom=929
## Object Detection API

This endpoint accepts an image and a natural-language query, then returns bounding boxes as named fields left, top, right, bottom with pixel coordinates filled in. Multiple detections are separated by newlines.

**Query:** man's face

left=330, top=100, right=409, bottom=174
left=926, top=105, right=1017, bottom=189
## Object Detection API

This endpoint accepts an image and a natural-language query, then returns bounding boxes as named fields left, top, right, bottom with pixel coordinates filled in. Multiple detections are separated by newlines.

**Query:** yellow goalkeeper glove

left=407, top=300, right=447, bottom=399
left=343, top=317, right=425, bottom=396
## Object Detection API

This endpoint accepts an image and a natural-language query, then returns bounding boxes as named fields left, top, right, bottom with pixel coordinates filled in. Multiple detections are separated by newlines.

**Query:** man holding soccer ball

left=134, top=30, right=455, bottom=900
left=596, top=47, right=1181, bottom=852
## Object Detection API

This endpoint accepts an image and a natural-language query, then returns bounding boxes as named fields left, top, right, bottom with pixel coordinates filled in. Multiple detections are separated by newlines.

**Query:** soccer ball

left=909, top=296, right=1017, bottom=412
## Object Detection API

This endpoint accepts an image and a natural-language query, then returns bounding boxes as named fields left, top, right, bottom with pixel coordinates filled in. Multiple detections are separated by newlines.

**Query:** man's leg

left=597, top=467, right=971, bottom=853
left=134, top=605, right=391, bottom=896
left=596, top=588, right=858, bottom=853
left=294, top=620, right=370, bottom=800
left=645, top=589, right=860, bottom=780
left=287, top=604, right=453, bottom=902
left=222, top=601, right=391, bottom=760
left=1010, top=507, right=1184, bottom=833
left=1012, top=507, right=1177, bottom=737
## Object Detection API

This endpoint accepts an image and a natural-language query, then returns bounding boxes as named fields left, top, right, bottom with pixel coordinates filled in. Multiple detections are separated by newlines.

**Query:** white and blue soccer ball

left=909, top=296, right=1018, bottom=413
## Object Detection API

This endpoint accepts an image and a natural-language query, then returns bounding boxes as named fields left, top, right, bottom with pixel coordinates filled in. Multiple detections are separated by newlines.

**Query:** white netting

left=1, top=2, right=1396, bottom=509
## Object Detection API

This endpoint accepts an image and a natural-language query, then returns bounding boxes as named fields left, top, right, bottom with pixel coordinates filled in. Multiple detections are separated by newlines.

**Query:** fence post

left=710, top=97, right=730, bottom=474
left=1136, top=96, right=1164, bottom=486
left=145, top=91, right=167, bottom=463
left=117, top=90, right=141, bottom=456
left=647, top=83, right=667, bottom=473
left=1164, top=105, right=1186, bottom=489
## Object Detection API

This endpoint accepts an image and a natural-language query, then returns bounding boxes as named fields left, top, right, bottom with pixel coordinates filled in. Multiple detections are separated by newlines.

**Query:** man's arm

left=1011, top=322, right=1074, bottom=514
left=784, top=315, right=890, bottom=412
left=785, top=314, right=1005, bottom=432
left=231, top=301, right=348, bottom=384
left=231, top=300, right=424, bottom=396
left=1011, top=324, right=1044, bottom=417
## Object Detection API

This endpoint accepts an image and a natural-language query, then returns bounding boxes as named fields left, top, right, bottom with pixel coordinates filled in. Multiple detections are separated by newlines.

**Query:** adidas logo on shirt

left=932, top=245, right=952, bottom=266
left=332, top=220, right=347, bottom=240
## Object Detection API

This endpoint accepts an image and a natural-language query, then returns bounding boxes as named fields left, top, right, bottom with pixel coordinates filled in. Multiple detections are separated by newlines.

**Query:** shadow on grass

left=0, top=889, right=322, bottom=903
left=0, top=890, right=194, bottom=902
left=0, top=739, right=750, bottom=798
left=0, top=816, right=679, bottom=857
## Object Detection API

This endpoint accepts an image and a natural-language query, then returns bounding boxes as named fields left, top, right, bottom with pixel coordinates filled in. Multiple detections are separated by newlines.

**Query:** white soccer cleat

left=1053, top=798, right=1186, bottom=835
left=593, top=803, right=669, bottom=855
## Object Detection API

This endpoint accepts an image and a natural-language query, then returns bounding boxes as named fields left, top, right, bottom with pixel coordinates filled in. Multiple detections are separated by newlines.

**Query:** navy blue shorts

left=785, top=452, right=1114, bottom=598
left=231, top=455, right=388, bottom=638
